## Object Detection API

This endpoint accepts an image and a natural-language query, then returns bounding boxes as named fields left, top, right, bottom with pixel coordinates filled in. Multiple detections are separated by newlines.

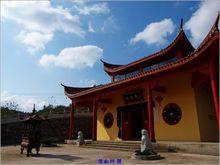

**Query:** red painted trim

left=92, top=99, right=98, bottom=141
left=147, top=86, right=156, bottom=142
left=210, top=63, right=219, bottom=129
left=69, top=102, right=75, bottom=140
left=111, top=75, right=115, bottom=82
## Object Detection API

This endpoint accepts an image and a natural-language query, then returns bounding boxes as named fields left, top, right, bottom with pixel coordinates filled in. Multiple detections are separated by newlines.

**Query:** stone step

left=86, top=141, right=158, bottom=149
left=81, top=145, right=137, bottom=152
left=89, top=142, right=140, bottom=147
left=91, top=141, right=141, bottom=145
left=75, top=140, right=219, bottom=156
left=85, top=142, right=140, bottom=149
left=85, top=143, right=139, bottom=149
left=82, top=144, right=167, bottom=152
left=82, top=141, right=170, bottom=153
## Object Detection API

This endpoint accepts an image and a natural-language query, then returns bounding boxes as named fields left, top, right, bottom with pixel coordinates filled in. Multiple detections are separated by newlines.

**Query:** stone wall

left=1, top=114, right=92, bottom=145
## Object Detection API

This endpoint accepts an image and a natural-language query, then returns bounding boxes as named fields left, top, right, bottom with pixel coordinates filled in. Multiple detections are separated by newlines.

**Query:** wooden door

left=121, top=111, right=130, bottom=140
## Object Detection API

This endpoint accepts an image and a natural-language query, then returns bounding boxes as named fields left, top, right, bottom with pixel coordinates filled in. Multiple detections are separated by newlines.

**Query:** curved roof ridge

left=193, top=13, right=219, bottom=53
left=61, top=83, right=94, bottom=95
left=103, top=23, right=194, bottom=75
left=64, top=15, right=219, bottom=99
left=212, top=12, right=219, bottom=31
left=100, top=59, right=123, bottom=72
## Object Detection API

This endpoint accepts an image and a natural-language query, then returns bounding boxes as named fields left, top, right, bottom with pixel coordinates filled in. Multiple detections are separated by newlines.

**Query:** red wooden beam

left=210, top=59, right=219, bottom=129
left=147, top=85, right=156, bottom=142
left=92, top=99, right=98, bottom=141
left=111, top=75, right=115, bottom=82
left=68, top=102, right=76, bottom=140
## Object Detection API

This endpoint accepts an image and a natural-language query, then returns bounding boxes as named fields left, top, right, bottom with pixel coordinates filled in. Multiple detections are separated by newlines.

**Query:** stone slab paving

left=1, top=144, right=219, bottom=164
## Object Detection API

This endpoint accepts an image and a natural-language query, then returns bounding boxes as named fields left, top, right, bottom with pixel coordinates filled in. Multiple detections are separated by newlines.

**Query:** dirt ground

left=1, top=144, right=219, bottom=164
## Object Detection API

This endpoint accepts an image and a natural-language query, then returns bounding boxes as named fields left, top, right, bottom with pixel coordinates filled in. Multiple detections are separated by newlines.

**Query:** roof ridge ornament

left=32, top=104, right=36, bottom=114
left=180, top=18, right=183, bottom=30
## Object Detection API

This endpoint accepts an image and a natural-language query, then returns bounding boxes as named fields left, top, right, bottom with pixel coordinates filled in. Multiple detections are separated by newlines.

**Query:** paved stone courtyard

left=1, top=144, right=219, bottom=164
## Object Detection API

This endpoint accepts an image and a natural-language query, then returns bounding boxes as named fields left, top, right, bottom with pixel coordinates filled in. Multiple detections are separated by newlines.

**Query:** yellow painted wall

left=97, top=74, right=201, bottom=141
left=153, top=75, right=201, bottom=141
left=97, top=85, right=147, bottom=141
left=97, top=91, right=123, bottom=141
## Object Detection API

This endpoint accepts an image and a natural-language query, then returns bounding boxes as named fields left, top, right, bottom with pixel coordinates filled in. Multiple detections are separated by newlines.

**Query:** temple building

left=62, top=16, right=219, bottom=142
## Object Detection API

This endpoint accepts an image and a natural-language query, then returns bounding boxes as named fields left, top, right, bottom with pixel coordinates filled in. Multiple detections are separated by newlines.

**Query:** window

left=104, top=113, right=114, bottom=128
left=162, top=103, right=182, bottom=125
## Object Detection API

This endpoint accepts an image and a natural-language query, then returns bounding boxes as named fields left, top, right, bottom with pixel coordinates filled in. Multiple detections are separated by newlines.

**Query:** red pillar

left=210, top=63, right=219, bottom=129
left=111, top=75, right=115, bottom=82
left=68, top=102, right=75, bottom=140
left=147, top=86, right=156, bottom=142
left=92, top=99, right=98, bottom=141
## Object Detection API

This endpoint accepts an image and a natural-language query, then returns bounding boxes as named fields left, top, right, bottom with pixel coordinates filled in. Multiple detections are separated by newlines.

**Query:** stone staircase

left=81, top=140, right=168, bottom=152
left=80, top=140, right=219, bottom=156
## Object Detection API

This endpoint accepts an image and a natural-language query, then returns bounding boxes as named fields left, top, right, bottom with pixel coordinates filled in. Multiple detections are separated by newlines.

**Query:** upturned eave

left=102, top=28, right=195, bottom=75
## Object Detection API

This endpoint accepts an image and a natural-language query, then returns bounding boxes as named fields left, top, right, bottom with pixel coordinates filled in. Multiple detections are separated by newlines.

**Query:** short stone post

left=76, top=131, right=85, bottom=146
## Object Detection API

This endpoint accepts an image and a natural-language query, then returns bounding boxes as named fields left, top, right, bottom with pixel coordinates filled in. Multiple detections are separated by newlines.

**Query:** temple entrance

left=129, top=108, right=144, bottom=140
left=117, top=103, right=147, bottom=141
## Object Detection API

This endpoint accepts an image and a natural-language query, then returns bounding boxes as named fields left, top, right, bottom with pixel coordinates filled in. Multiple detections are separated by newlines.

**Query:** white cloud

left=89, top=80, right=96, bottom=86
left=185, top=1, right=220, bottom=47
left=16, top=31, right=53, bottom=54
left=70, top=0, right=86, bottom=5
left=1, top=91, right=49, bottom=112
left=1, top=1, right=85, bottom=54
left=101, top=16, right=118, bottom=32
left=79, top=79, right=96, bottom=87
left=39, top=45, right=103, bottom=69
left=88, top=22, right=95, bottom=33
left=75, top=2, right=110, bottom=15
left=130, top=18, right=176, bottom=45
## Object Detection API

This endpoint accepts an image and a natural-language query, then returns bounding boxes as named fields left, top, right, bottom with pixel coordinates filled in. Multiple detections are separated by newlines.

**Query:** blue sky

left=1, top=0, right=220, bottom=112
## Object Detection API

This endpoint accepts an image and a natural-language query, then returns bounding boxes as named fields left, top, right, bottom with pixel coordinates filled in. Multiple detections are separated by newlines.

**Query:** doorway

left=117, top=103, right=147, bottom=140
left=129, top=108, right=144, bottom=140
